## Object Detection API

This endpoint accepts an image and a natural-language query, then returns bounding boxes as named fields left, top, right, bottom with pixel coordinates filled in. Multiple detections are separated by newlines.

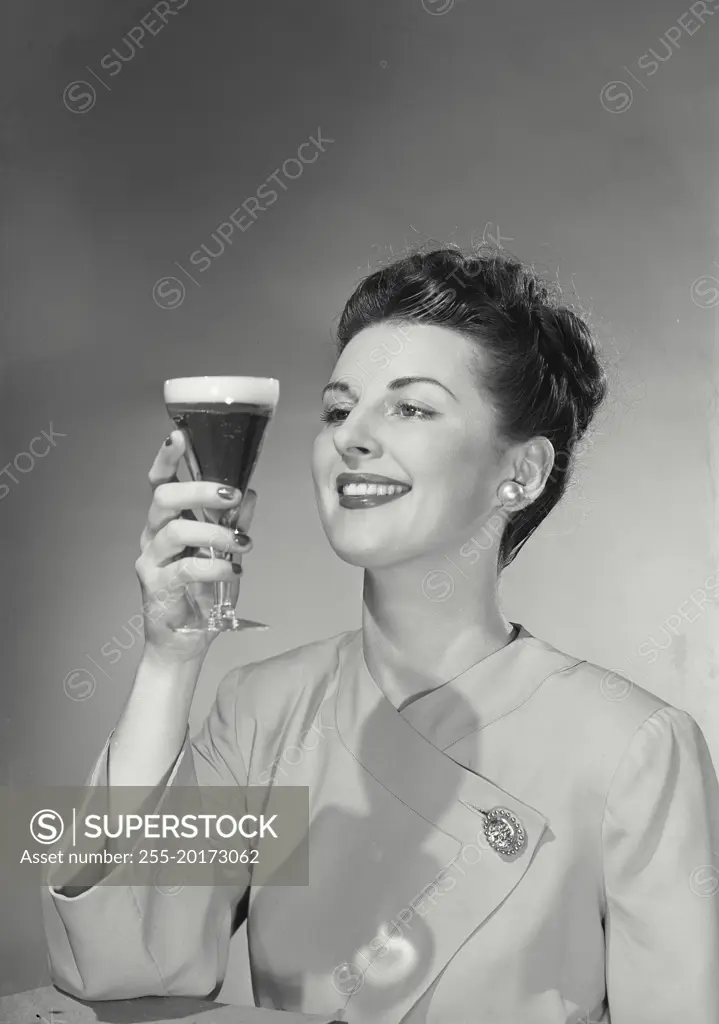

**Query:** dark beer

left=164, top=376, right=279, bottom=495
left=167, top=402, right=273, bottom=493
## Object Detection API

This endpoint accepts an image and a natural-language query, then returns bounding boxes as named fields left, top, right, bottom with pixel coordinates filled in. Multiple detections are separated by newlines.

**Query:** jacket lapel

left=332, top=631, right=556, bottom=1023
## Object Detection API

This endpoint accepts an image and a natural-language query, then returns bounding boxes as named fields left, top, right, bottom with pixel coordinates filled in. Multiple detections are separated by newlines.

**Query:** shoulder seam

left=598, top=704, right=677, bottom=916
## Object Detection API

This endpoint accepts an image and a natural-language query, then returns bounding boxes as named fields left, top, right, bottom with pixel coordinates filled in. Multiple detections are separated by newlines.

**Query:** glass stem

left=205, top=508, right=242, bottom=630
left=207, top=545, right=241, bottom=630
left=214, top=578, right=238, bottom=613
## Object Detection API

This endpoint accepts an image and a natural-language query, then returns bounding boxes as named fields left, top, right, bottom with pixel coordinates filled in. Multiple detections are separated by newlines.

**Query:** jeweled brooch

left=480, top=806, right=526, bottom=856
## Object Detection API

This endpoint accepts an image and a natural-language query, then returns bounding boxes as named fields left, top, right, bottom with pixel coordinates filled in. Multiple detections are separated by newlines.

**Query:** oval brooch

left=481, top=806, right=526, bottom=856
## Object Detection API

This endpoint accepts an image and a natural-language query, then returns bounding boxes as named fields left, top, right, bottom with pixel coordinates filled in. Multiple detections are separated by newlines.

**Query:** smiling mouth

left=336, top=475, right=412, bottom=509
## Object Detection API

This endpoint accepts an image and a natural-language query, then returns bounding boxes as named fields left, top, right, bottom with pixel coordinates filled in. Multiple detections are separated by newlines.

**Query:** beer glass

left=164, top=376, right=279, bottom=633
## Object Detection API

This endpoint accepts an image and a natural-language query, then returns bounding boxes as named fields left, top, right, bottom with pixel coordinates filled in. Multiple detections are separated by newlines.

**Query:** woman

left=43, top=248, right=719, bottom=1023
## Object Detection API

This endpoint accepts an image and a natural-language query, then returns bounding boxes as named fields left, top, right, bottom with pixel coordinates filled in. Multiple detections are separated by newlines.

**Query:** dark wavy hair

left=336, top=246, right=607, bottom=569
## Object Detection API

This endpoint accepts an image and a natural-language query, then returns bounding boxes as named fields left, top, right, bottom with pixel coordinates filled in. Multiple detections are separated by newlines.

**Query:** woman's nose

left=332, top=409, right=382, bottom=458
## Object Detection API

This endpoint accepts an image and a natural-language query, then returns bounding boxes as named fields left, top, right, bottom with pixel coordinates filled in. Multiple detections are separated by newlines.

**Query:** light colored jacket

left=42, top=626, right=719, bottom=1023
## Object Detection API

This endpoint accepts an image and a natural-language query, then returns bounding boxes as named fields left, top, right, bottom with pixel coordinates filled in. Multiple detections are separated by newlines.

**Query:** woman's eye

left=320, top=405, right=351, bottom=425
left=393, top=400, right=436, bottom=420
left=320, top=400, right=437, bottom=424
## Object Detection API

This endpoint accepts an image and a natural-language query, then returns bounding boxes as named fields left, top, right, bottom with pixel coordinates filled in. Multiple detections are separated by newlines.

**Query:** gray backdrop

left=2, top=0, right=718, bottom=997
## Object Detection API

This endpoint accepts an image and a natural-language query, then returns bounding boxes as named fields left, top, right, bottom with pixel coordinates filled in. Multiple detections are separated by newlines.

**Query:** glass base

left=174, top=617, right=269, bottom=634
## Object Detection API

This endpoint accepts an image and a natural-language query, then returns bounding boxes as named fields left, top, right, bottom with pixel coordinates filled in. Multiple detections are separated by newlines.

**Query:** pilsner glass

left=163, top=375, right=279, bottom=633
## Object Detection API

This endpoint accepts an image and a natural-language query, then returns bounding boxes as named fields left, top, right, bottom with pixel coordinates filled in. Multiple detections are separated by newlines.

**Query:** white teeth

left=340, top=482, right=409, bottom=496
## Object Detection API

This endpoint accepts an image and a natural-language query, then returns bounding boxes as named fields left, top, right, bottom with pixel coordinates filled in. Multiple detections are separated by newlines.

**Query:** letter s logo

left=63, top=80, right=97, bottom=114
left=691, top=276, right=719, bottom=309
left=30, top=809, right=65, bottom=844
left=152, top=276, right=186, bottom=309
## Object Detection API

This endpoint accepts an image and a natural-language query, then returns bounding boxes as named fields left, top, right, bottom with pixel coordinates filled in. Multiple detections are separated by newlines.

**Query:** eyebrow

left=321, top=376, right=458, bottom=401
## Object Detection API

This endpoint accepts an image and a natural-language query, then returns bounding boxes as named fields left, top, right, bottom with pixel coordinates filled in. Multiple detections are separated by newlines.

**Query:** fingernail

left=232, top=530, right=251, bottom=545
left=217, top=486, right=238, bottom=500
left=231, top=563, right=243, bottom=575
left=164, top=435, right=173, bottom=446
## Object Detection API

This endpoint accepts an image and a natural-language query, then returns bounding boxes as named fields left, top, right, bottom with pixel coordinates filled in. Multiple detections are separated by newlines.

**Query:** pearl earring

left=497, top=480, right=526, bottom=509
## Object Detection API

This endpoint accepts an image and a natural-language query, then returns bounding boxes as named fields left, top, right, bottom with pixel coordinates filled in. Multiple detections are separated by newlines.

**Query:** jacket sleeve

left=41, top=664, right=250, bottom=1000
left=602, top=705, right=719, bottom=1023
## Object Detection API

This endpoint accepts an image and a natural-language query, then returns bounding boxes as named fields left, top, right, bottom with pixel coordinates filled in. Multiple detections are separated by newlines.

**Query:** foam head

left=164, top=376, right=279, bottom=408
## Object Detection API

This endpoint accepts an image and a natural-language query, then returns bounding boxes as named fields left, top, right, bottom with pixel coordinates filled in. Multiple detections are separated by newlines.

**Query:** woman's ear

left=515, top=437, right=555, bottom=503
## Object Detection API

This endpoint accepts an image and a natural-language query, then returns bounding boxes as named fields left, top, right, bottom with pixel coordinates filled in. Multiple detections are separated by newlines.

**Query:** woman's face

left=311, top=321, right=510, bottom=570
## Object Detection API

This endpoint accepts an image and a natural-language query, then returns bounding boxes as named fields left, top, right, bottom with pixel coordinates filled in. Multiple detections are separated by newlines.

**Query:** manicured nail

left=164, top=435, right=173, bottom=446
left=217, top=486, right=238, bottom=500
left=231, top=563, right=243, bottom=575
left=232, top=529, right=251, bottom=545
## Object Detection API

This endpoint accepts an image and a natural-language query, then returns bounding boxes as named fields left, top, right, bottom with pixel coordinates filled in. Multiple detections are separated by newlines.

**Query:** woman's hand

left=135, top=430, right=257, bottom=663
